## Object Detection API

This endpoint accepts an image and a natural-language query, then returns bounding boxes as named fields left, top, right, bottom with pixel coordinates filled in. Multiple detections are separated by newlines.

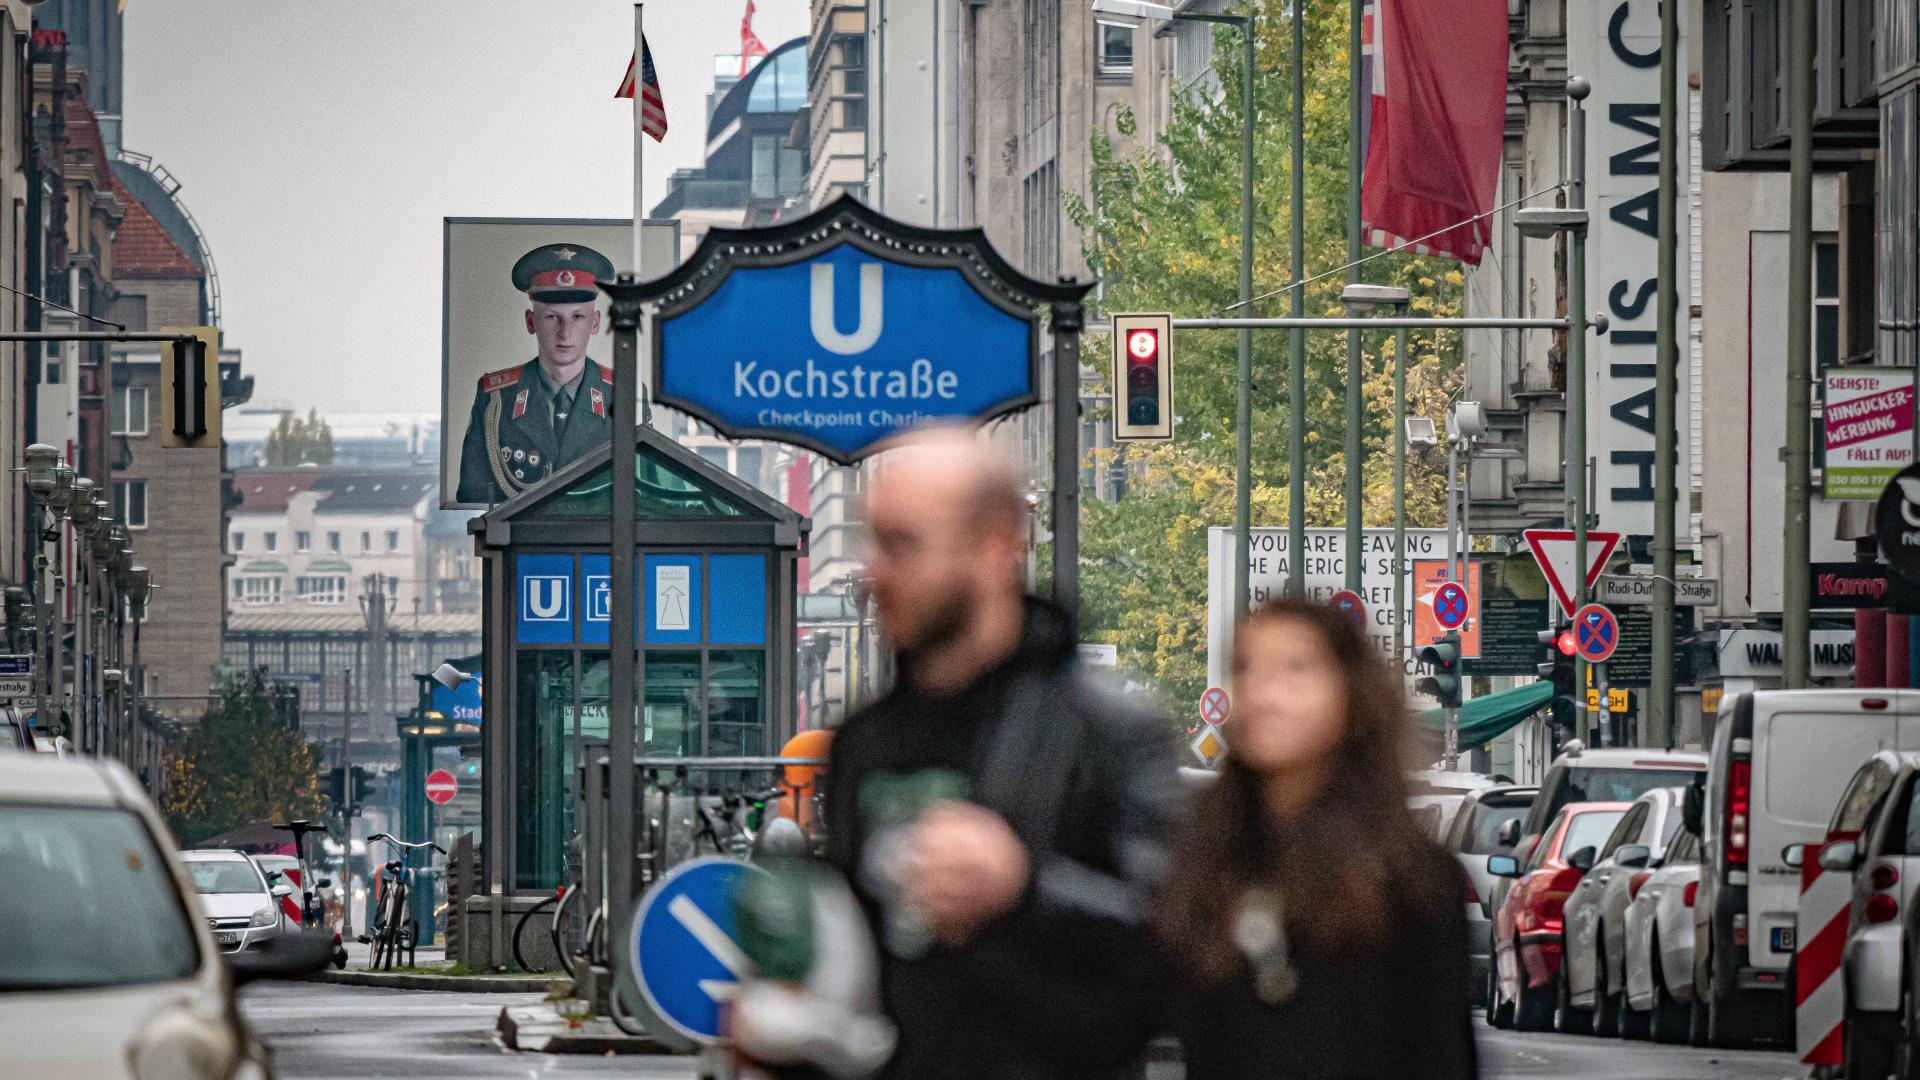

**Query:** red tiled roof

left=64, top=95, right=114, bottom=192
left=233, top=472, right=321, bottom=514
left=114, top=179, right=201, bottom=277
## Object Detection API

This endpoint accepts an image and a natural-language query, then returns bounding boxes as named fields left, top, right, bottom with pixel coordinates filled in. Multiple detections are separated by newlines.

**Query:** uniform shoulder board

left=593, top=362, right=613, bottom=383
left=479, top=367, right=523, bottom=393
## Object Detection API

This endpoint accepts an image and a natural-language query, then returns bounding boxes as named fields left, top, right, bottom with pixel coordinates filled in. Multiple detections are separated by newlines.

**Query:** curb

left=498, top=1003, right=683, bottom=1055
left=302, top=967, right=558, bottom=993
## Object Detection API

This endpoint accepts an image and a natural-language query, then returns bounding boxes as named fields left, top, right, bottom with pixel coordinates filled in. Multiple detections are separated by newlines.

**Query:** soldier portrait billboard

left=440, top=218, right=678, bottom=509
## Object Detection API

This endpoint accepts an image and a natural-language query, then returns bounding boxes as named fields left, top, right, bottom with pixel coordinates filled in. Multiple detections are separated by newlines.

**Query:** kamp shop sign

left=635, top=196, right=1085, bottom=463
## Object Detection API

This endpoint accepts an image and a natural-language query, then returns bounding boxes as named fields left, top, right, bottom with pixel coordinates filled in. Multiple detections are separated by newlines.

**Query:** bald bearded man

left=821, top=427, right=1181, bottom=1080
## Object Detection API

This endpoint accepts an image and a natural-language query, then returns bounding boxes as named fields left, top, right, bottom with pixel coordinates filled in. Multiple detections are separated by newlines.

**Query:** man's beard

left=906, top=584, right=974, bottom=655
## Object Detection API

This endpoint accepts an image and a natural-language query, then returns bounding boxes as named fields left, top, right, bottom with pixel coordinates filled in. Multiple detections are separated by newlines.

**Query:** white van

left=1691, top=689, right=1920, bottom=1047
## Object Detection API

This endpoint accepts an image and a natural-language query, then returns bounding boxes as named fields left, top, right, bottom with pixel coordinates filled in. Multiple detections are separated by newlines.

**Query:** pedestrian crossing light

left=1111, top=312, right=1173, bottom=441
left=1416, top=631, right=1464, bottom=710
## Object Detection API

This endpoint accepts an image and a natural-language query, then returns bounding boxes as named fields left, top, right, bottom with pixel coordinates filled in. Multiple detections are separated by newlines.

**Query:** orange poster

left=1411, top=560, right=1482, bottom=659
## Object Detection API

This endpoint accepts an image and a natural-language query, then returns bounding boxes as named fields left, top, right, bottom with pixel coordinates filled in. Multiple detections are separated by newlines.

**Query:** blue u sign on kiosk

left=642, top=196, right=1057, bottom=464
left=621, top=857, right=767, bottom=1045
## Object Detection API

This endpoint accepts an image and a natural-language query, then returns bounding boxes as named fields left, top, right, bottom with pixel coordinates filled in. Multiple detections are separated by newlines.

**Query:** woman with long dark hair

left=1161, top=600, right=1478, bottom=1078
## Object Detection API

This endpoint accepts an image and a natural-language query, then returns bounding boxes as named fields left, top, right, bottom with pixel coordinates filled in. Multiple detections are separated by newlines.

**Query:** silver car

left=182, top=849, right=292, bottom=955
left=1562, top=785, right=1686, bottom=1037
left=1622, top=823, right=1701, bottom=1043
left=1440, top=783, right=1536, bottom=1000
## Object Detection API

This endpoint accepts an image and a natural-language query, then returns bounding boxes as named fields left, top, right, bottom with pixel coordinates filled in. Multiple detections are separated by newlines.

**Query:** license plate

left=216, top=931, right=240, bottom=946
left=1772, top=927, right=1796, bottom=952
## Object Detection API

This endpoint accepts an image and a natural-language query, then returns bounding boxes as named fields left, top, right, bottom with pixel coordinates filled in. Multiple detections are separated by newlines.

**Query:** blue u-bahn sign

left=635, top=196, right=1085, bottom=463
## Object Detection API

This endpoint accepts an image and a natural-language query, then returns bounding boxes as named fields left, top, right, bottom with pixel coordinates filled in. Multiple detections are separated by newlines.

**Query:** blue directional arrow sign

left=623, top=857, right=766, bottom=1044
left=1572, top=603, right=1620, bottom=664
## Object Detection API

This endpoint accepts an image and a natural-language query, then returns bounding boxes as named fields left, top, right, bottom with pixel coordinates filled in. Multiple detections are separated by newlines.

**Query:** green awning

left=307, top=558, right=352, bottom=572
left=239, top=560, right=288, bottom=574
left=1413, top=680, right=1554, bottom=751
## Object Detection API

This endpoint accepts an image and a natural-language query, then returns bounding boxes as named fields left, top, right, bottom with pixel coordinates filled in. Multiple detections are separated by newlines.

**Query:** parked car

left=1408, top=769, right=1498, bottom=842
left=0, top=752, right=287, bottom=1078
left=1440, top=783, right=1537, bottom=1001
left=1795, top=750, right=1920, bottom=1078
left=1562, top=786, right=1687, bottom=1037
left=1693, top=690, right=1920, bottom=1047
left=1488, top=801, right=1630, bottom=1032
left=1622, top=824, right=1702, bottom=1044
left=182, top=849, right=293, bottom=956
left=1505, top=742, right=1707, bottom=858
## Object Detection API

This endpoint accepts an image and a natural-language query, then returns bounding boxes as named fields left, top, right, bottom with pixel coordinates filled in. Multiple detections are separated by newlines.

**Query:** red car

left=1488, top=800, right=1630, bottom=1031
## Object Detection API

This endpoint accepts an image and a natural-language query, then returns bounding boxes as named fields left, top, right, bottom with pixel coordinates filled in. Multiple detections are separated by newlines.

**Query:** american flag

left=615, top=37, right=669, bottom=142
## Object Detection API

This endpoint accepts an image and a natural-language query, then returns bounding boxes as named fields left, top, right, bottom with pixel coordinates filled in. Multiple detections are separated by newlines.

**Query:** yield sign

left=1523, top=528, right=1623, bottom=615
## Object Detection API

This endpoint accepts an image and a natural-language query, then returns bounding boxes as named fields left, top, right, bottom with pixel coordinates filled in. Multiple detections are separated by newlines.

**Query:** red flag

left=615, top=37, right=669, bottom=142
left=1359, top=0, right=1507, bottom=263
left=740, top=0, right=769, bottom=77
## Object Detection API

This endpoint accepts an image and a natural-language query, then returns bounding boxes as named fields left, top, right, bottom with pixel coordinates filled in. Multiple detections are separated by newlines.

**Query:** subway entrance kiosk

left=461, top=426, right=803, bottom=964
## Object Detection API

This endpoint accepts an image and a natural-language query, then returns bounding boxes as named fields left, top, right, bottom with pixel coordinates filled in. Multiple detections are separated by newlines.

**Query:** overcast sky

left=120, top=0, right=809, bottom=415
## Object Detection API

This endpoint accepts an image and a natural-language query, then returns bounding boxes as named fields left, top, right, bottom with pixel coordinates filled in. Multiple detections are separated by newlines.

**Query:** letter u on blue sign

left=517, top=554, right=576, bottom=644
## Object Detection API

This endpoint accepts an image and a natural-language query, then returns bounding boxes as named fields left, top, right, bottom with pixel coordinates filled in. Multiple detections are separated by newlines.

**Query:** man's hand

left=902, top=801, right=1029, bottom=947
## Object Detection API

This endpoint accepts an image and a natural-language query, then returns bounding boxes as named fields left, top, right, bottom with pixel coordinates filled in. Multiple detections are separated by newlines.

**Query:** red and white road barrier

left=1797, top=837, right=1854, bottom=1065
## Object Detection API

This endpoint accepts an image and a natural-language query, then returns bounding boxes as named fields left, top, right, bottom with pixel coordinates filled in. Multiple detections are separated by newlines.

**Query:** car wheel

left=1619, top=989, right=1651, bottom=1040
left=1896, top=988, right=1920, bottom=1080
left=1557, top=969, right=1596, bottom=1036
left=1593, top=951, right=1620, bottom=1038
left=1516, top=979, right=1555, bottom=1032
left=1648, top=945, right=1688, bottom=1045
left=1849, top=1007, right=1898, bottom=1080
left=1688, top=993, right=1709, bottom=1047
left=1706, top=989, right=1767, bottom=1049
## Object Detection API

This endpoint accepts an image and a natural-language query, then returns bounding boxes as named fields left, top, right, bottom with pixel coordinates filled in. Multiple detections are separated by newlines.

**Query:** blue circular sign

left=1572, top=603, right=1619, bottom=664
left=623, top=857, right=767, bottom=1044
left=1433, top=582, right=1470, bottom=631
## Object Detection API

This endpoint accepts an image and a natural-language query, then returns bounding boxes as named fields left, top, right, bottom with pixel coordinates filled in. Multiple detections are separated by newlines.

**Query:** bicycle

left=358, top=832, right=445, bottom=971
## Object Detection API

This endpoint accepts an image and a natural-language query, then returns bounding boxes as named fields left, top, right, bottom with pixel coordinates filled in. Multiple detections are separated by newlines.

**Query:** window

left=1815, top=239, right=1840, bottom=368
left=44, top=358, right=61, bottom=385
left=231, top=531, right=244, bottom=553
left=327, top=531, right=341, bottom=553
left=263, top=531, right=278, bottom=553
left=295, top=575, right=347, bottom=606
left=232, top=576, right=281, bottom=606
left=735, top=447, right=764, bottom=484
left=111, top=385, right=149, bottom=436
left=295, top=531, right=311, bottom=553
left=387, top=575, right=399, bottom=596
left=843, top=98, right=867, bottom=130
left=113, top=480, right=148, bottom=530
left=1098, top=22, right=1134, bottom=76
left=750, top=135, right=804, bottom=199
left=385, top=530, right=400, bottom=552
left=360, top=531, right=372, bottom=553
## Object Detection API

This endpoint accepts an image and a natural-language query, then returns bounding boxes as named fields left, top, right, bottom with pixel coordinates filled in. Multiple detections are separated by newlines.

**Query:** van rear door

left=1748, top=692, right=1904, bottom=972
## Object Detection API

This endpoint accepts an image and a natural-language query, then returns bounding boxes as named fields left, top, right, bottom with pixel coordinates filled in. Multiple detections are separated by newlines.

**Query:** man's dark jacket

left=823, top=599, right=1181, bottom=1080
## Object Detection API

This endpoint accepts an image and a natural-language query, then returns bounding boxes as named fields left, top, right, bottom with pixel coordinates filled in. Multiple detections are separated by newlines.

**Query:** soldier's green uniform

left=456, top=243, right=617, bottom=504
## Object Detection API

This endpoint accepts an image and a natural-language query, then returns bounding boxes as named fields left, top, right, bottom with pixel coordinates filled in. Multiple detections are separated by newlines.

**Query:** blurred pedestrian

left=1159, top=600, right=1477, bottom=1079
left=820, top=426, right=1180, bottom=1080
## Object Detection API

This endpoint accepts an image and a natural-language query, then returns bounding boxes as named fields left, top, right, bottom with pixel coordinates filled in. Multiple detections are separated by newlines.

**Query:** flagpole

left=633, top=2, right=646, bottom=276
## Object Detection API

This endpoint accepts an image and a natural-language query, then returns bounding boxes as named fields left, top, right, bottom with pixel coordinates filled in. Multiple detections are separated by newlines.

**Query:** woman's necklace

left=1232, top=886, right=1300, bottom=1005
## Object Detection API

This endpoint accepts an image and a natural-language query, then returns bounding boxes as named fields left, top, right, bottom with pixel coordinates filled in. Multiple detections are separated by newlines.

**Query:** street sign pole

left=1652, top=0, right=1680, bottom=749
left=606, top=274, right=642, bottom=969
left=1053, top=297, right=1086, bottom=618
left=1567, top=81, right=1594, bottom=746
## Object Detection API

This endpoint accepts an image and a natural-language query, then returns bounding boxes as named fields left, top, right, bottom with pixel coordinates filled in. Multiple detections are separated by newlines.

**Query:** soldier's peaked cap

left=512, top=243, right=615, bottom=304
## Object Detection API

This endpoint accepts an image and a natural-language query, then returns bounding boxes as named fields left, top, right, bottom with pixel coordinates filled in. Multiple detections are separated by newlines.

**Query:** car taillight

left=1682, top=881, right=1698, bottom=907
left=1629, top=871, right=1652, bottom=899
left=1463, top=868, right=1480, bottom=905
left=1868, top=894, right=1900, bottom=924
left=1733, top=913, right=1748, bottom=946
left=1727, top=759, right=1751, bottom=867
left=1872, top=863, right=1900, bottom=891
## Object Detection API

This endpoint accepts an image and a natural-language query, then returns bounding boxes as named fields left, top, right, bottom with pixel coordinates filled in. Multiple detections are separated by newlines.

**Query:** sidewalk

left=300, top=940, right=561, bottom=993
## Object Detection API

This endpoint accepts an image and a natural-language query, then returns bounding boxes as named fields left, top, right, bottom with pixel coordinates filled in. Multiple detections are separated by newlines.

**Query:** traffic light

left=1537, top=625, right=1579, bottom=729
left=1111, top=312, right=1173, bottom=441
left=325, top=765, right=373, bottom=808
left=160, top=326, right=221, bottom=449
left=1416, top=631, right=1464, bottom=710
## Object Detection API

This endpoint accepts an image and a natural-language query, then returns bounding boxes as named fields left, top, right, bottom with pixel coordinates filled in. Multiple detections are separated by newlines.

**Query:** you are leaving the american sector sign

left=644, top=197, right=1071, bottom=463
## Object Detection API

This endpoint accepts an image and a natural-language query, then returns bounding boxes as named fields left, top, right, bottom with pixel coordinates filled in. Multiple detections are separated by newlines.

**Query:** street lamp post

left=1343, top=284, right=1412, bottom=660
left=23, top=444, right=57, bottom=731
left=1092, top=0, right=1257, bottom=615
left=64, top=479, right=96, bottom=750
left=128, top=565, right=151, bottom=781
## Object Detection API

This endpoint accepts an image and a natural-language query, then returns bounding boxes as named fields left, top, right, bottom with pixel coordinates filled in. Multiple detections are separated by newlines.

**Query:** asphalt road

left=241, top=982, right=1806, bottom=1080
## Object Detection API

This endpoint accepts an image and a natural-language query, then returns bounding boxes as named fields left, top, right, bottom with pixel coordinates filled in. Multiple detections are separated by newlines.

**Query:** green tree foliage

left=263, top=408, right=334, bottom=467
left=1066, top=3, right=1469, bottom=709
left=161, top=668, right=327, bottom=845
